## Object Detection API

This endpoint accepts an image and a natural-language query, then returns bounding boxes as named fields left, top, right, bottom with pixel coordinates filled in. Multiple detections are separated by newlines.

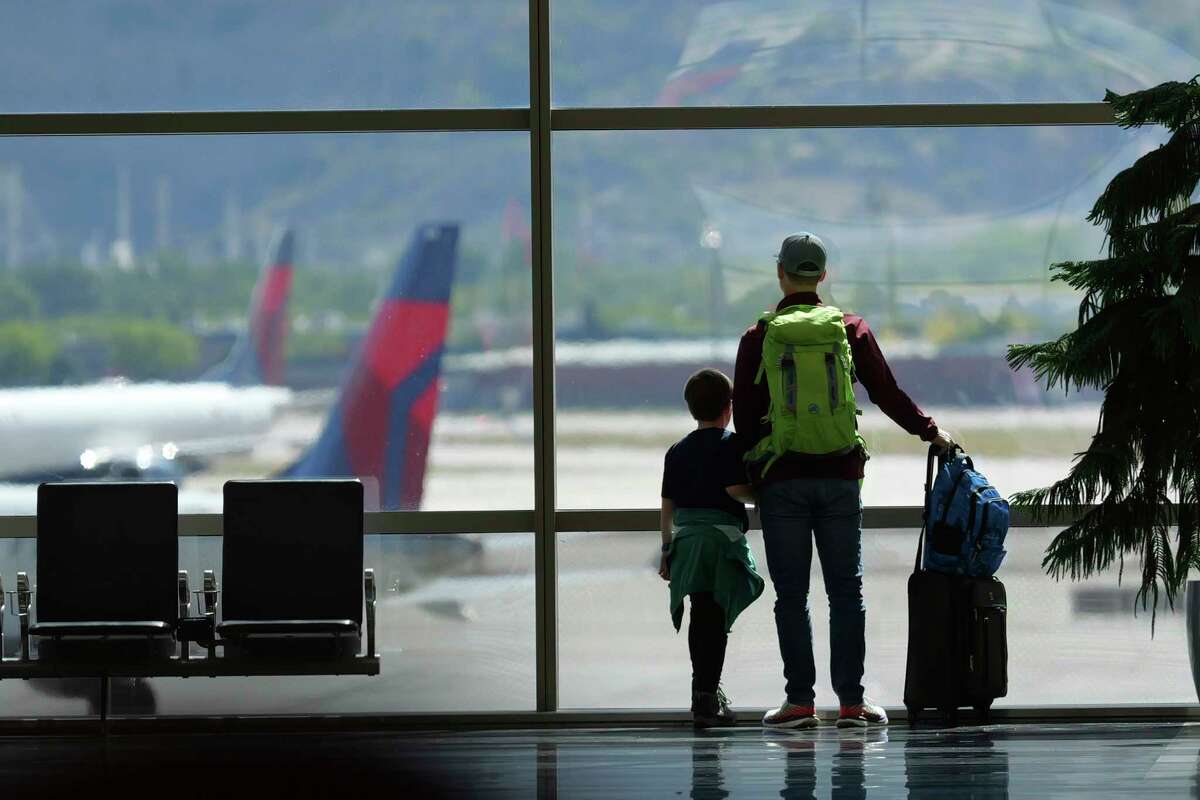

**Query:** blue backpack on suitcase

left=922, top=447, right=1008, bottom=577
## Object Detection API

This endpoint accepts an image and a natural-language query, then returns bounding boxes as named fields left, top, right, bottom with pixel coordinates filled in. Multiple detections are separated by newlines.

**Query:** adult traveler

left=734, top=232, right=954, bottom=729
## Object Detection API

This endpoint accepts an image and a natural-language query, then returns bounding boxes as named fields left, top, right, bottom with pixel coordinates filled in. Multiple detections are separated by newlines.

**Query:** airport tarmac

left=206, top=403, right=1103, bottom=512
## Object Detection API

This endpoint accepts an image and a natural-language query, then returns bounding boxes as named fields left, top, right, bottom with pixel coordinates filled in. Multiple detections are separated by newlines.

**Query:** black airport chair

left=218, top=480, right=372, bottom=660
left=30, top=482, right=180, bottom=663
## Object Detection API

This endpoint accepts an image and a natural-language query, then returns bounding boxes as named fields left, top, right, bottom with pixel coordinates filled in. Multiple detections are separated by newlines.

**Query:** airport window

left=0, top=1, right=529, bottom=113
left=552, top=125, right=1164, bottom=509
left=551, top=0, right=1200, bottom=107
left=0, top=133, right=533, bottom=513
left=0, top=0, right=1177, bottom=718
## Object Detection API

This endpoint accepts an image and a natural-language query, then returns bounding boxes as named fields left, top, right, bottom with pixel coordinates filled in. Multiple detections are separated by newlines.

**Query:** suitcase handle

left=914, top=443, right=963, bottom=573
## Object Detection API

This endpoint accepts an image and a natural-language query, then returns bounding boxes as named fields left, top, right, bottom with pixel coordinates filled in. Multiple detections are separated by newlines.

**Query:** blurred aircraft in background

left=0, top=223, right=461, bottom=513
left=0, top=231, right=297, bottom=484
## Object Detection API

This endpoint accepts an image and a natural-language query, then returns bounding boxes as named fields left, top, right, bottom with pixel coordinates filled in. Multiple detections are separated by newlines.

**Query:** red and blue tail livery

left=205, top=229, right=295, bottom=387
left=285, top=223, right=459, bottom=510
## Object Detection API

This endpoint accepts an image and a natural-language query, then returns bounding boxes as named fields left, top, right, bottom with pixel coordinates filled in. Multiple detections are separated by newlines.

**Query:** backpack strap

left=753, top=315, right=771, bottom=385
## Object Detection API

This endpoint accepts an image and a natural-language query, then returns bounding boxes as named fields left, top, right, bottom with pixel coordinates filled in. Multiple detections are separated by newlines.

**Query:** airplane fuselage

left=0, top=379, right=291, bottom=479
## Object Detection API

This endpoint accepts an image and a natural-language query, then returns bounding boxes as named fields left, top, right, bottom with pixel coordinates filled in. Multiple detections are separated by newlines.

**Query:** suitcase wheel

left=906, top=706, right=921, bottom=727
left=974, top=703, right=992, bottom=722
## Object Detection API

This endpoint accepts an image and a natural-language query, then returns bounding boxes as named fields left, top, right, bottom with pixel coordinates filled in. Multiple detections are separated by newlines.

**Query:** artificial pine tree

left=1007, top=75, right=1200, bottom=624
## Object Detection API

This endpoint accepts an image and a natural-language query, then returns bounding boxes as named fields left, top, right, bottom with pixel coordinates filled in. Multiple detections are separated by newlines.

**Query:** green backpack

left=745, top=304, right=864, bottom=476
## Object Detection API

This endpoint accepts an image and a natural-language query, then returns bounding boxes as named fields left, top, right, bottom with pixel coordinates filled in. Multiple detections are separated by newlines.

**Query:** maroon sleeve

left=845, top=314, right=939, bottom=441
left=733, top=322, right=768, bottom=445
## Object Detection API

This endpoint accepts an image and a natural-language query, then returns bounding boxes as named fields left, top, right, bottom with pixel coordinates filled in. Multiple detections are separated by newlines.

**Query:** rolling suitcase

left=904, top=446, right=1008, bottom=725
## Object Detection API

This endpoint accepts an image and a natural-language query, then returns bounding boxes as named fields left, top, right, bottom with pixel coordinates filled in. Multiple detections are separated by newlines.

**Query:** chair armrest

left=15, top=572, right=31, bottom=661
left=178, top=571, right=191, bottom=619
left=177, top=570, right=191, bottom=660
left=201, top=570, right=220, bottom=658
left=202, top=570, right=219, bottom=617
left=364, top=569, right=376, bottom=658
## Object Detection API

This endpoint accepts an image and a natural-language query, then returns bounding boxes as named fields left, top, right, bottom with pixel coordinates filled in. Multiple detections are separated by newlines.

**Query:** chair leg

left=99, top=675, right=110, bottom=734
left=16, top=572, right=30, bottom=662
left=364, top=569, right=377, bottom=658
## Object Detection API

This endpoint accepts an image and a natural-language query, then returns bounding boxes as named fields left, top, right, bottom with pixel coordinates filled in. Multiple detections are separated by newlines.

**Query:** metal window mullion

left=0, top=108, right=530, bottom=137
left=0, top=504, right=1112, bottom=539
left=529, top=0, right=558, bottom=714
left=0, top=505, right=1104, bottom=538
left=551, top=102, right=1115, bottom=131
left=0, top=102, right=1116, bottom=139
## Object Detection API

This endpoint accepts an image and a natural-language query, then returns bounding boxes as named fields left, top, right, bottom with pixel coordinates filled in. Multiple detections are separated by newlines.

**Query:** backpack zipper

left=965, top=490, right=979, bottom=546
left=824, top=352, right=838, bottom=413
left=781, top=351, right=797, bottom=413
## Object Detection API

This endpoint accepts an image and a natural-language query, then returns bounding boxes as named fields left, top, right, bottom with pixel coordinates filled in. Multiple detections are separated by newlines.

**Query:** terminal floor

left=3, top=720, right=1199, bottom=798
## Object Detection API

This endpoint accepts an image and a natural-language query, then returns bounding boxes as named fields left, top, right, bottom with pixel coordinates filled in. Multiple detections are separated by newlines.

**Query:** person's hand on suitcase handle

left=931, top=428, right=956, bottom=454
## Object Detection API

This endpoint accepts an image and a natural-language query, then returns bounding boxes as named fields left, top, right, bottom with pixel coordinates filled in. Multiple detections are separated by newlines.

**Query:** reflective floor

left=5, top=721, right=1200, bottom=798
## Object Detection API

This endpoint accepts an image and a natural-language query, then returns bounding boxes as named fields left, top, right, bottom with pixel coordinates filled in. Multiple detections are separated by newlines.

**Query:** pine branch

left=1041, top=496, right=1144, bottom=580
left=1049, top=257, right=1160, bottom=315
left=1089, top=123, right=1200, bottom=240
left=1106, top=76, right=1200, bottom=131
left=1112, top=204, right=1200, bottom=259
left=1007, top=295, right=1164, bottom=392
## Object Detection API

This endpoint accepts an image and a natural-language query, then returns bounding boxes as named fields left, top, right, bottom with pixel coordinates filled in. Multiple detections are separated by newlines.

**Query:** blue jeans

left=759, top=478, right=865, bottom=707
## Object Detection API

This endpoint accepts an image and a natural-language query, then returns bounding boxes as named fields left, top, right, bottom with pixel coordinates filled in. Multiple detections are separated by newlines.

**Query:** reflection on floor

left=4, top=721, right=1199, bottom=798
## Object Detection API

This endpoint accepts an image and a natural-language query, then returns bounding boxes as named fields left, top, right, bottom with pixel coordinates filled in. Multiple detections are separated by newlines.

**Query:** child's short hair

left=684, top=368, right=732, bottom=422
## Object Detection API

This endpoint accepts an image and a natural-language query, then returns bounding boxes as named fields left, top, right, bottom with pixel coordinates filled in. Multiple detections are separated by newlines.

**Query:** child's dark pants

left=688, top=592, right=728, bottom=693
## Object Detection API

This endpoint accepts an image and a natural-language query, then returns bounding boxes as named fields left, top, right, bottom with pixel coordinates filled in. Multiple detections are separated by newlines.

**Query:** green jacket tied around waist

left=667, top=507, right=765, bottom=633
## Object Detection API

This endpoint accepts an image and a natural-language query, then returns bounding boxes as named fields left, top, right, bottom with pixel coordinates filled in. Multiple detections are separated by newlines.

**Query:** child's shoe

left=692, top=688, right=737, bottom=728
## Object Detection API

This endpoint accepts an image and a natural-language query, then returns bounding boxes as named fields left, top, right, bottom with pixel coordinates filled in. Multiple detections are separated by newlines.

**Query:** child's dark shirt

left=661, top=428, right=750, bottom=531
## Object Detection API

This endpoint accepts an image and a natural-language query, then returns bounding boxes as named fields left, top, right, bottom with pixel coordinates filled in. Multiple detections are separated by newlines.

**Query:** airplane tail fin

left=204, top=229, right=295, bottom=386
left=283, top=223, right=459, bottom=511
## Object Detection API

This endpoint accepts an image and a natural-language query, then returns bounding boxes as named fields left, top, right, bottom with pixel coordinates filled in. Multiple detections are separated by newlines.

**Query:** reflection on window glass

left=559, top=530, right=1191, bottom=709
left=0, top=1, right=528, bottom=112
left=0, top=534, right=535, bottom=716
left=552, top=126, right=1168, bottom=509
left=0, top=134, right=532, bottom=512
left=554, top=0, right=1200, bottom=106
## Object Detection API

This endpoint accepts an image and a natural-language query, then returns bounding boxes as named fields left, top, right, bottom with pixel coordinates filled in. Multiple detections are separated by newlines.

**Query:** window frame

left=0, top=0, right=1124, bottom=716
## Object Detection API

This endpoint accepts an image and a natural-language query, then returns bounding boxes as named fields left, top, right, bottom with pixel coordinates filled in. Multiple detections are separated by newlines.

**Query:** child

left=660, top=368, right=765, bottom=728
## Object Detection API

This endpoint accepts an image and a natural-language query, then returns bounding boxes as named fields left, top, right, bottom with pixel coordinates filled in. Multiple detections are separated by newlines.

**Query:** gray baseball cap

left=776, top=232, right=827, bottom=277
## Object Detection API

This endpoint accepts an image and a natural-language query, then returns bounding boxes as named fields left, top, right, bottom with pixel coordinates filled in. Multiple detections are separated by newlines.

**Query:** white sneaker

left=836, top=697, right=889, bottom=728
left=762, top=701, right=820, bottom=729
